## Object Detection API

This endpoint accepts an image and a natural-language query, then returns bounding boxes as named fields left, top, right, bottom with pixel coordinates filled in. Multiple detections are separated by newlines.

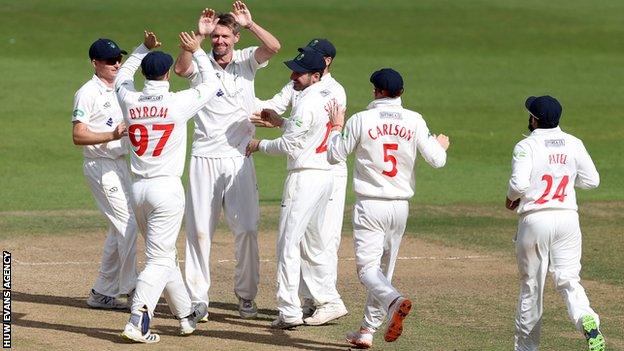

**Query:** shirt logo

left=380, top=111, right=402, bottom=119
left=216, top=89, right=225, bottom=97
left=138, top=95, right=163, bottom=102
left=319, top=89, right=331, bottom=97
left=103, top=101, right=111, bottom=109
left=106, top=117, right=113, bottom=127
left=545, top=139, right=565, bottom=147
left=73, top=109, right=84, bottom=117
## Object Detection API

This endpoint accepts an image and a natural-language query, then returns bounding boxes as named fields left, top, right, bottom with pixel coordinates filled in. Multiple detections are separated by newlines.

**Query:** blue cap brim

left=525, top=96, right=537, bottom=110
left=284, top=60, right=311, bottom=73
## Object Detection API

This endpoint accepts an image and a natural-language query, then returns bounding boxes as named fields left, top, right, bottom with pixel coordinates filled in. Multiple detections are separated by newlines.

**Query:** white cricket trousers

left=185, top=156, right=260, bottom=305
left=299, top=171, right=347, bottom=306
left=277, top=169, right=334, bottom=322
left=514, top=209, right=599, bottom=351
left=353, top=197, right=408, bottom=330
left=83, top=157, right=137, bottom=296
left=130, top=177, right=192, bottom=319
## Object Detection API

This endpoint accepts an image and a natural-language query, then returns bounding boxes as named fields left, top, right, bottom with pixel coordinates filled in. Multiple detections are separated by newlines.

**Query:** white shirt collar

left=366, top=97, right=402, bottom=110
left=92, top=74, right=114, bottom=92
left=142, top=80, right=170, bottom=95
left=530, top=126, right=562, bottom=135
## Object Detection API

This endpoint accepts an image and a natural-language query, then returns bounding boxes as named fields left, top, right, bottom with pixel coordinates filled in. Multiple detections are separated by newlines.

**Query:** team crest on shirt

left=106, top=117, right=113, bottom=126
left=216, top=89, right=225, bottom=97
left=319, top=89, right=331, bottom=97
left=103, top=101, right=111, bottom=109
left=73, top=109, right=84, bottom=117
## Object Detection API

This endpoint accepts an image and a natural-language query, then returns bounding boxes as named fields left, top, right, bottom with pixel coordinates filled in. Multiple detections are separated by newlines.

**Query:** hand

left=143, top=31, right=162, bottom=50
left=505, top=197, right=520, bottom=211
left=112, top=123, right=127, bottom=140
left=246, top=139, right=261, bottom=156
left=435, top=133, right=450, bottom=150
left=179, top=31, right=200, bottom=53
left=325, top=99, right=346, bottom=131
left=230, top=1, right=253, bottom=29
left=198, top=8, right=219, bottom=37
left=250, top=109, right=283, bottom=128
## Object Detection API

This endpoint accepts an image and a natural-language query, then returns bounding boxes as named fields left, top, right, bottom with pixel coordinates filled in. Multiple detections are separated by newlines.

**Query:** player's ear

left=233, top=32, right=240, bottom=44
left=91, top=59, right=98, bottom=69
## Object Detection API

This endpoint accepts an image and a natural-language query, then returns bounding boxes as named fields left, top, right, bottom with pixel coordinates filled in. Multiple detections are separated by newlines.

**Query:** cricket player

left=254, top=38, right=348, bottom=325
left=506, top=95, right=605, bottom=351
left=72, top=38, right=137, bottom=310
left=173, top=2, right=281, bottom=319
left=115, top=29, right=219, bottom=343
left=326, top=68, right=449, bottom=348
left=246, top=49, right=341, bottom=329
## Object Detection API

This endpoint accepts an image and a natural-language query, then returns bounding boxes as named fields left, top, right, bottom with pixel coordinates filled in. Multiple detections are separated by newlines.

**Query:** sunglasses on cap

left=101, top=56, right=122, bottom=65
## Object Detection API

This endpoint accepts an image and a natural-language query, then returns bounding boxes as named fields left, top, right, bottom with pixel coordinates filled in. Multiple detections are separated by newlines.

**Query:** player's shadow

left=11, top=291, right=127, bottom=314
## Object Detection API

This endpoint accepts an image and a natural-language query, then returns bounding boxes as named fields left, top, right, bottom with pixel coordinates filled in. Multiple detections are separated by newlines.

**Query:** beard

left=528, top=116, right=535, bottom=132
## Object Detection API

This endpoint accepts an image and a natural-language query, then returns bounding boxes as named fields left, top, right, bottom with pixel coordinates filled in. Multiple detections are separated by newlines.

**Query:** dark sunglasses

left=103, top=56, right=123, bottom=65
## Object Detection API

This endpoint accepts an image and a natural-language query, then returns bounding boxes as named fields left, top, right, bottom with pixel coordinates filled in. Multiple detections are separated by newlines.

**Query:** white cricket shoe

left=303, top=302, right=348, bottom=326
left=302, top=298, right=316, bottom=319
left=346, top=327, right=375, bottom=349
left=179, top=302, right=209, bottom=336
left=384, top=297, right=412, bottom=342
left=121, top=322, right=160, bottom=344
left=238, top=297, right=258, bottom=319
left=270, top=315, right=304, bottom=329
left=87, top=289, right=127, bottom=310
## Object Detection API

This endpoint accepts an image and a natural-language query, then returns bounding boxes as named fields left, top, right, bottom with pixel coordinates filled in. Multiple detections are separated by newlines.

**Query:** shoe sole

left=581, top=316, right=605, bottom=351
left=384, top=298, right=412, bottom=342
left=304, top=310, right=349, bottom=326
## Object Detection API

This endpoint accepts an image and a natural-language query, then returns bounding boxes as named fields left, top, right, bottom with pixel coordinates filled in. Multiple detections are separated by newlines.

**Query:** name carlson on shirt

left=368, top=123, right=415, bottom=141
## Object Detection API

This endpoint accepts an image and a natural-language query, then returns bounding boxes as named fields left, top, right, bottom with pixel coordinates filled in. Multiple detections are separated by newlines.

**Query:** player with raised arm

left=173, top=2, right=281, bottom=320
left=72, top=37, right=138, bottom=310
left=326, top=68, right=449, bottom=348
left=114, top=26, right=219, bottom=343
left=246, top=49, right=341, bottom=329
left=506, top=95, right=605, bottom=351
left=253, top=39, right=348, bottom=325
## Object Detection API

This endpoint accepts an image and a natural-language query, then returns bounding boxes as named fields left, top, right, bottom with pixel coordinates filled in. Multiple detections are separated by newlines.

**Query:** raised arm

left=325, top=99, right=356, bottom=164
left=230, top=1, right=280, bottom=64
left=115, top=31, right=161, bottom=100
left=174, top=8, right=218, bottom=78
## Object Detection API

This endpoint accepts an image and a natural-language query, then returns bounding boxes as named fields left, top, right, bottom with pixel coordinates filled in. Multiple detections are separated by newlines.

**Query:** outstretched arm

left=115, top=31, right=161, bottom=99
left=174, top=8, right=218, bottom=78
left=230, top=1, right=280, bottom=64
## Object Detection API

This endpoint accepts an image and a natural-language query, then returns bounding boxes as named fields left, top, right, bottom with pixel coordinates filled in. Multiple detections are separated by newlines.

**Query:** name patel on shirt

left=128, top=106, right=169, bottom=119
left=548, top=153, right=567, bottom=164
left=368, top=123, right=415, bottom=141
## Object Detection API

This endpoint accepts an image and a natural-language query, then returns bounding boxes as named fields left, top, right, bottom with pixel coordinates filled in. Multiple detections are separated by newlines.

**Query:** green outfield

left=1, top=0, right=623, bottom=349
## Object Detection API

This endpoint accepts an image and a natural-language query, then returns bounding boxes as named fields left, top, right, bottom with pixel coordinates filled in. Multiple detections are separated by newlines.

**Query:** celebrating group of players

left=71, top=2, right=605, bottom=350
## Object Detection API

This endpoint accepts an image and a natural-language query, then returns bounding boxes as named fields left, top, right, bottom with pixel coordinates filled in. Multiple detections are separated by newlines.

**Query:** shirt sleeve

left=507, top=141, right=532, bottom=200
left=415, top=119, right=446, bottom=168
left=574, top=140, right=600, bottom=189
left=171, top=49, right=219, bottom=122
left=71, top=88, right=94, bottom=124
left=243, top=46, right=268, bottom=72
left=327, top=113, right=359, bottom=164
left=256, top=81, right=293, bottom=115
left=114, top=43, right=150, bottom=102
left=259, top=104, right=313, bottom=155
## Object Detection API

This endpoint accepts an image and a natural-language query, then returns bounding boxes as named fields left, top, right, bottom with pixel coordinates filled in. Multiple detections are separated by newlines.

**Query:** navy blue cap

left=525, top=95, right=562, bottom=128
left=284, top=49, right=326, bottom=73
left=370, top=68, right=404, bottom=94
left=141, top=51, right=174, bottom=80
left=89, top=39, right=127, bottom=60
left=305, top=38, right=336, bottom=58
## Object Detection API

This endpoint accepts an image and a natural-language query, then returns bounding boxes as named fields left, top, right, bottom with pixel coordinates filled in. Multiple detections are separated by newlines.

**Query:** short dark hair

left=216, top=13, right=241, bottom=34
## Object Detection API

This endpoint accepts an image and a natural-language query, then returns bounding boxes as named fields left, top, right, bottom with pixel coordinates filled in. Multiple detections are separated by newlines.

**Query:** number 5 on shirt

left=382, top=143, right=398, bottom=177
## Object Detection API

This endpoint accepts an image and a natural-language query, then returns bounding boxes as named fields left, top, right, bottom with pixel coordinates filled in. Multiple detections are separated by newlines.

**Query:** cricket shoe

left=121, top=307, right=160, bottom=343
left=179, top=302, right=209, bottom=336
left=270, top=315, right=304, bottom=329
left=581, top=315, right=605, bottom=351
left=384, top=297, right=412, bottom=342
left=303, top=301, right=348, bottom=326
left=238, top=297, right=258, bottom=319
left=346, top=327, right=375, bottom=349
left=87, top=289, right=127, bottom=310
left=302, top=298, right=316, bottom=319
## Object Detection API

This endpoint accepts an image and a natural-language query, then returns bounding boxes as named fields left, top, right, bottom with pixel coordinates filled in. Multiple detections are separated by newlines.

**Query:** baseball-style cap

left=89, top=38, right=127, bottom=60
left=141, top=51, right=174, bottom=80
left=284, top=49, right=326, bottom=73
left=370, top=68, right=404, bottom=94
left=525, top=95, right=562, bottom=128
left=304, top=38, right=336, bottom=58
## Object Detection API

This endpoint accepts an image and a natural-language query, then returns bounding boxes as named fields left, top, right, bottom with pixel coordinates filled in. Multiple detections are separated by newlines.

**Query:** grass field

left=1, top=0, right=623, bottom=350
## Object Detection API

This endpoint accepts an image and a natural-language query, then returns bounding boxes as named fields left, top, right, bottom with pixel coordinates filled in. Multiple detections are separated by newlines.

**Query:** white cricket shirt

left=327, top=97, right=447, bottom=199
left=507, top=126, right=599, bottom=214
left=72, top=74, right=127, bottom=159
left=115, top=44, right=218, bottom=179
left=187, top=46, right=267, bottom=158
left=257, top=73, right=348, bottom=175
left=259, top=81, right=335, bottom=171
